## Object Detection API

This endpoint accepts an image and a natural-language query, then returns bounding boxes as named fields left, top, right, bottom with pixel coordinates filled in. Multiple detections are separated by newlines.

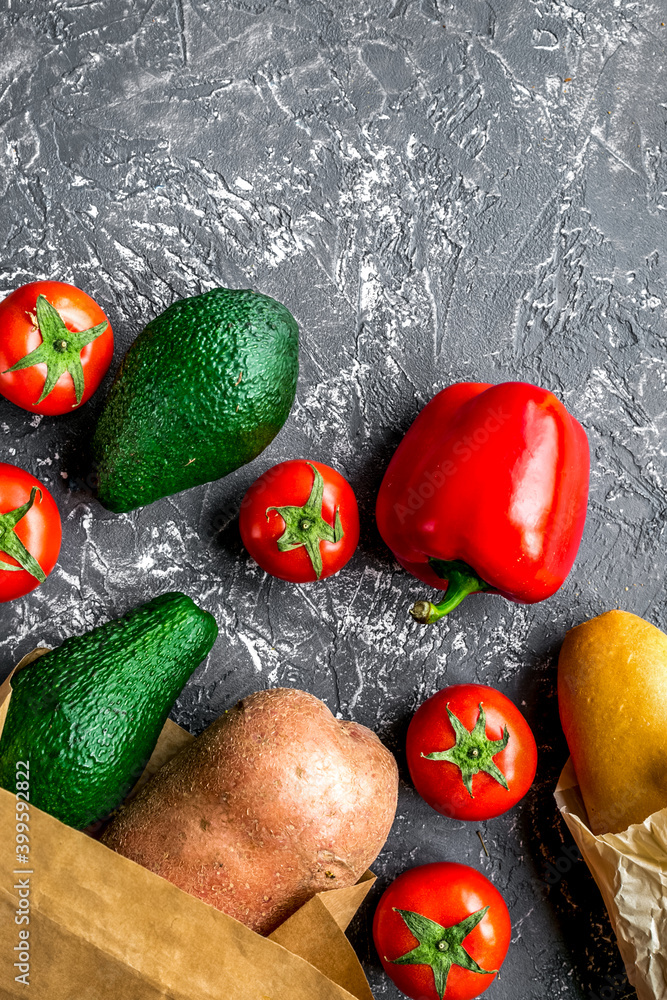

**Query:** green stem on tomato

left=390, top=904, right=498, bottom=998
left=0, top=487, right=45, bottom=581
left=266, top=463, right=343, bottom=579
left=3, top=295, right=107, bottom=406
left=421, top=702, right=509, bottom=796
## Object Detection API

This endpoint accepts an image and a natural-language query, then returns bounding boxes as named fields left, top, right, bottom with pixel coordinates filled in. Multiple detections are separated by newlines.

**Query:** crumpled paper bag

left=556, top=757, right=667, bottom=1000
left=1, top=649, right=377, bottom=1000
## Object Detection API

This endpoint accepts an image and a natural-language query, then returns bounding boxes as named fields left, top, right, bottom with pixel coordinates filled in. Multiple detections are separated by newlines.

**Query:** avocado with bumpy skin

left=0, top=592, right=218, bottom=829
left=92, top=287, right=299, bottom=513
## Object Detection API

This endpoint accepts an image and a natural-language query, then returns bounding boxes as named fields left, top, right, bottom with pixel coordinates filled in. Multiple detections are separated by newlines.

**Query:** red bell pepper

left=376, top=381, right=589, bottom=623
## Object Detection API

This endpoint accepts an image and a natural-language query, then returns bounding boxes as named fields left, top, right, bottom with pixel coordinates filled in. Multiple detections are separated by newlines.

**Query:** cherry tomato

left=0, top=281, right=113, bottom=415
left=373, top=862, right=511, bottom=1000
left=407, top=684, right=537, bottom=821
left=239, top=459, right=359, bottom=582
left=0, top=463, right=61, bottom=601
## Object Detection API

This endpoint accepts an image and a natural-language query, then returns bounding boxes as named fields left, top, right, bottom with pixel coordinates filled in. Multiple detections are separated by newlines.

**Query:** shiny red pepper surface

left=376, top=382, right=589, bottom=622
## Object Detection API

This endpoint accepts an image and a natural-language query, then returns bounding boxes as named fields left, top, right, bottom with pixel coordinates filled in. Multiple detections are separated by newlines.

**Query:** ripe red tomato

left=407, top=684, right=537, bottom=821
left=0, top=281, right=113, bottom=415
left=373, top=862, right=511, bottom=1000
left=239, top=460, right=359, bottom=582
left=0, top=463, right=61, bottom=601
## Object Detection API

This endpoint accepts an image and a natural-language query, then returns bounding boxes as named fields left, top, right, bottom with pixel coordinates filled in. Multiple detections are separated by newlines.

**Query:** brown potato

left=558, top=610, right=667, bottom=834
left=101, top=688, right=398, bottom=934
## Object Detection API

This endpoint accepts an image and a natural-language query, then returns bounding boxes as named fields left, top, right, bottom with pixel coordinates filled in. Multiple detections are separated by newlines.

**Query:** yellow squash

left=558, top=609, right=667, bottom=835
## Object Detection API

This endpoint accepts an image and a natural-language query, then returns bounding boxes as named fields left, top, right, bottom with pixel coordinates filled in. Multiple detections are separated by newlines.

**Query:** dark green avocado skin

left=92, top=287, right=299, bottom=513
left=0, top=592, right=218, bottom=829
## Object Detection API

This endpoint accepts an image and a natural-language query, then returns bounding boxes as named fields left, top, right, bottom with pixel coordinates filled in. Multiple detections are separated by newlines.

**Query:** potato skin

left=558, top=610, right=667, bottom=835
left=101, top=688, right=398, bottom=934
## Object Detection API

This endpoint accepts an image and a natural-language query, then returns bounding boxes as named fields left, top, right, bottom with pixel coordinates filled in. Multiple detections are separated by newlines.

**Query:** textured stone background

left=1, top=0, right=666, bottom=996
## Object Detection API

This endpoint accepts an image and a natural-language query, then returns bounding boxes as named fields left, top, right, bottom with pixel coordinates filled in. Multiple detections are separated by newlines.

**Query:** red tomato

left=0, top=463, right=61, bottom=601
left=239, top=460, right=359, bottom=582
left=373, top=862, right=511, bottom=1000
left=0, top=281, right=113, bottom=415
left=407, top=684, right=537, bottom=821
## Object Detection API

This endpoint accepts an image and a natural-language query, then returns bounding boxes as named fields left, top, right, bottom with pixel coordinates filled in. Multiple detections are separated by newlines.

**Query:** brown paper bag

left=555, top=758, right=667, bottom=1000
left=0, top=651, right=377, bottom=1000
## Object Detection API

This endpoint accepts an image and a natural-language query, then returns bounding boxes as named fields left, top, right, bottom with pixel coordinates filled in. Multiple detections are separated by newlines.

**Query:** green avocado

left=0, top=592, right=218, bottom=829
left=92, top=287, right=299, bottom=513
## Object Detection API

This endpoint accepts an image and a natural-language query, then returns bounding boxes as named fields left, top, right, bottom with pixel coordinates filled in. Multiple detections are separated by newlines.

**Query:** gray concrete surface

left=2, top=0, right=666, bottom=996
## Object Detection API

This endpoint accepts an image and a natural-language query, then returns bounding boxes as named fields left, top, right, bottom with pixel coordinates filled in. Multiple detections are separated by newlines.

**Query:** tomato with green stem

left=373, top=862, right=511, bottom=1000
left=407, top=684, right=537, bottom=821
left=0, top=463, right=61, bottom=601
left=239, top=460, right=359, bottom=582
left=0, top=281, right=113, bottom=415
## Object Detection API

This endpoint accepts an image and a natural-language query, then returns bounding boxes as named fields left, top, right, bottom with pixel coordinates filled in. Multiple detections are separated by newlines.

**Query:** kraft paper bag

left=0, top=650, right=376, bottom=1000
left=556, top=757, right=667, bottom=1000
